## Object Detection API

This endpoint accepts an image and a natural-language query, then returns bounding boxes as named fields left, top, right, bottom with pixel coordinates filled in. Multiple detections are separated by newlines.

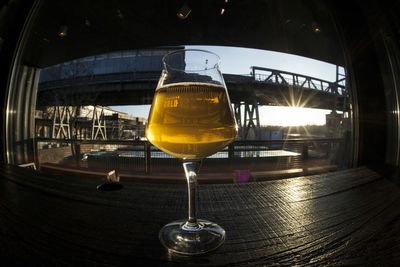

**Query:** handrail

left=35, top=137, right=349, bottom=174
left=35, top=137, right=347, bottom=145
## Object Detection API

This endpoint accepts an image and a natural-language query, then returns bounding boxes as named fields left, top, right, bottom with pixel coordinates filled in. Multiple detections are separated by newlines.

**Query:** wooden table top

left=0, top=164, right=399, bottom=266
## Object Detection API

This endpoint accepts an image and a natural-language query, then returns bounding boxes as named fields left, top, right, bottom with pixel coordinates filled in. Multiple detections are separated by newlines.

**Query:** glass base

left=159, top=219, right=225, bottom=255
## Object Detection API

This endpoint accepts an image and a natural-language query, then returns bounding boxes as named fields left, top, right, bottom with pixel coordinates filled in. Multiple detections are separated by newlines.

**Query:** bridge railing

left=38, top=66, right=348, bottom=100
left=251, top=66, right=348, bottom=97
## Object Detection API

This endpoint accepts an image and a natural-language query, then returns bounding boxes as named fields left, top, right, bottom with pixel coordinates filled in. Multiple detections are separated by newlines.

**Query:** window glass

left=34, top=46, right=352, bottom=183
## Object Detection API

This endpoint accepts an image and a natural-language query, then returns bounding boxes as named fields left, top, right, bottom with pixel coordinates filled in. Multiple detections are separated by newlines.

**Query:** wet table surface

left=1, top=164, right=400, bottom=266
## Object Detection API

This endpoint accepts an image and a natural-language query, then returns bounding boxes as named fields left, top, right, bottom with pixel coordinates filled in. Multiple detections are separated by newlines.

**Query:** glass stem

left=182, top=161, right=201, bottom=229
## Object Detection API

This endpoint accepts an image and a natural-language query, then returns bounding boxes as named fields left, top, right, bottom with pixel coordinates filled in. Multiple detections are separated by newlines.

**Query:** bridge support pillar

left=234, top=102, right=243, bottom=136
left=234, top=97, right=261, bottom=140
left=51, top=105, right=73, bottom=139
left=91, top=106, right=107, bottom=140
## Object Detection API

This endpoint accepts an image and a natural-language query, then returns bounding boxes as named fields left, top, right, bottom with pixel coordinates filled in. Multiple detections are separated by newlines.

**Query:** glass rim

left=162, top=49, right=221, bottom=72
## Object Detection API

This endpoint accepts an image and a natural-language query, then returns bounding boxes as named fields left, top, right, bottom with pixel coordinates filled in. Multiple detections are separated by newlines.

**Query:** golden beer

left=146, top=82, right=238, bottom=159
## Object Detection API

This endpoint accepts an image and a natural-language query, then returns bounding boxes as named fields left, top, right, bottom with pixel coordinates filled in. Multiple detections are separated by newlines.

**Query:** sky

left=110, top=45, right=342, bottom=126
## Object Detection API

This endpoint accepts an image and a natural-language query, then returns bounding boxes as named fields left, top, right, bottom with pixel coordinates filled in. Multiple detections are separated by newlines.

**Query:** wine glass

left=146, top=49, right=238, bottom=255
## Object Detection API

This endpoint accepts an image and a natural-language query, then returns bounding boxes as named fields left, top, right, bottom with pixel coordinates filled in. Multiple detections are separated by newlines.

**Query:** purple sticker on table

left=234, top=169, right=250, bottom=183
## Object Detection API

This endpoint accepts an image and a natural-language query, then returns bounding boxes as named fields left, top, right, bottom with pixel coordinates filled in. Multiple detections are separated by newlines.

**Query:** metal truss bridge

left=37, top=66, right=348, bottom=140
